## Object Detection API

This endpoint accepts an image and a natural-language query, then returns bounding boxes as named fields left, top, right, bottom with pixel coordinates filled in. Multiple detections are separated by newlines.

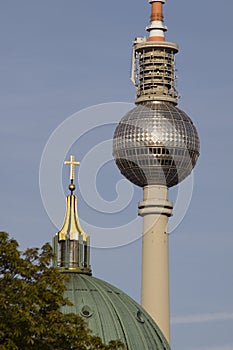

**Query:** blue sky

left=0, top=1, right=233, bottom=349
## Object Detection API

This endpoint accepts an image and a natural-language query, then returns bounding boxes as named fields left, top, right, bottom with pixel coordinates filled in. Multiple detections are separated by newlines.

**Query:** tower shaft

left=138, top=185, right=173, bottom=342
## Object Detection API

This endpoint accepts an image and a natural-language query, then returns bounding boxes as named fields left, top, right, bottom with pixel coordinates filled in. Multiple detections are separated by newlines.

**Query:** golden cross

left=64, top=155, right=80, bottom=182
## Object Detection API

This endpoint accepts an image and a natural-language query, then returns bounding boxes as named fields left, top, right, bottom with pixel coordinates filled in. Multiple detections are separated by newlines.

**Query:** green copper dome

left=60, top=272, right=170, bottom=350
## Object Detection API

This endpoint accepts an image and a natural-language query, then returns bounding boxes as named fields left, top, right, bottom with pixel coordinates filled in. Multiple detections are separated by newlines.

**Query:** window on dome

left=81, top=305, right=93, bottom=318
left=136, top=310, right=145, bottom=324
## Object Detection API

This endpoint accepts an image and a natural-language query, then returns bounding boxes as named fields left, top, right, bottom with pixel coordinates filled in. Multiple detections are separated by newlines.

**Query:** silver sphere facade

left=113, top=102, right=200, bottom=188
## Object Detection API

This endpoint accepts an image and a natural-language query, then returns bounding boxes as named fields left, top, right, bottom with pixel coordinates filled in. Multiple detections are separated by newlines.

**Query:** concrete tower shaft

left=138, top=185, right=172, bottom=342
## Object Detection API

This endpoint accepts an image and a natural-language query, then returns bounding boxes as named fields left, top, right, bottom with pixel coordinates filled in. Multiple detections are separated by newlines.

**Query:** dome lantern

left=52, top=154, right=91, bottom=275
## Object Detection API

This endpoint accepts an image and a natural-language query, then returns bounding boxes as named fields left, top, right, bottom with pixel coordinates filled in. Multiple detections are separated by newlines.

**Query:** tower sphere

left=113, top=102, right=200, bottom=188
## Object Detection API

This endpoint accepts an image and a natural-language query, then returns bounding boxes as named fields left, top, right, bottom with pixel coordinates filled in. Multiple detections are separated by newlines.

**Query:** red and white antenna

left=147, top=0, right=167, bottom=41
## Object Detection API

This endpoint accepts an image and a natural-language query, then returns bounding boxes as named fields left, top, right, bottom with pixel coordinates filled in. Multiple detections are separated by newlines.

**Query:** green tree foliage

left=0, top=232, right=125, bottom=350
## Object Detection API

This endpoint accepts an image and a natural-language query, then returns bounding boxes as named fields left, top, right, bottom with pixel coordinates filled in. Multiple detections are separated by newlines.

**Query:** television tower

left=113, top=0, right=200, bottom=343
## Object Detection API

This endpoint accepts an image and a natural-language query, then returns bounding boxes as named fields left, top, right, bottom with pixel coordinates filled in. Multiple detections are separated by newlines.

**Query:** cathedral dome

left=61, top=272, right=170, bottom=350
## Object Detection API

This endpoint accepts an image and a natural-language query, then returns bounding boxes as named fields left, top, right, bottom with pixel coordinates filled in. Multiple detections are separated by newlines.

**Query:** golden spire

left=52, top=154, right=91, bottom=275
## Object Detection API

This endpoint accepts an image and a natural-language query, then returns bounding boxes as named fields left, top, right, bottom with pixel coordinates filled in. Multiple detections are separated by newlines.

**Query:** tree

left=0, top=232, right=125, bottom=350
